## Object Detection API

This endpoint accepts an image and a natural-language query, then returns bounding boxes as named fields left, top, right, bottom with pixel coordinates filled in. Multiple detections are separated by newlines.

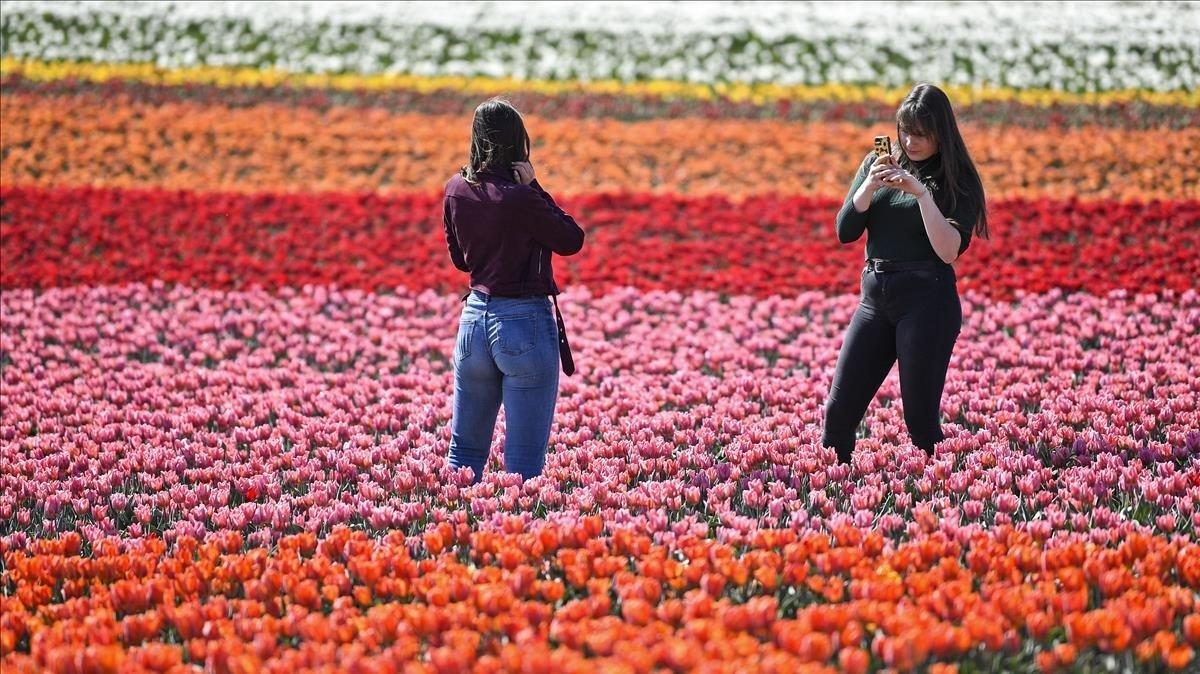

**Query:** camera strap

left=552, top=294, right=575, bottom=376
left=523, top=245, right=576, bottom=376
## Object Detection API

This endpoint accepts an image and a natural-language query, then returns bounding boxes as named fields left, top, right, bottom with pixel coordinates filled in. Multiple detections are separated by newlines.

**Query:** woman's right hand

left=865, top=154, right=900, bottom=191
left=512, top=161, right=536, bottom=186
left=852, top=154, right=897, bottom=212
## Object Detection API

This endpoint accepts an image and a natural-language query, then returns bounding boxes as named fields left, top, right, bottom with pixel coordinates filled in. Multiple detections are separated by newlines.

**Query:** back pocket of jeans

left=455, top=320, right=474, bottom=360
left=497, top=314, right=536, bottom=356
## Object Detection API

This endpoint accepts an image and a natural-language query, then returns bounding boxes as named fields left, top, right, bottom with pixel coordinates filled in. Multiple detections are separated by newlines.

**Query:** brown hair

left=460, top=97, right=531, bottom=184
left=895, top=83, right=989, bottom=239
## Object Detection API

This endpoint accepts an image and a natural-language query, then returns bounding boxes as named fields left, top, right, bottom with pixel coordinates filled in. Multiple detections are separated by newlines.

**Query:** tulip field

left=2, top=2, right=1200, bottom=673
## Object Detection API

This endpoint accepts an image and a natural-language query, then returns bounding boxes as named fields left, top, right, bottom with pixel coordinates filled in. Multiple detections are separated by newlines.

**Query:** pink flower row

left=1, top=284, right=1197, bottom=554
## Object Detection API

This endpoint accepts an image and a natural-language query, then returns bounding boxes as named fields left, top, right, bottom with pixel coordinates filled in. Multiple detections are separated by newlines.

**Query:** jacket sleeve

left=443, top=196, right=470, bottom=272
left=834, top=152, right=877, bottom=244
left=516, top=179, right=586, bottom=256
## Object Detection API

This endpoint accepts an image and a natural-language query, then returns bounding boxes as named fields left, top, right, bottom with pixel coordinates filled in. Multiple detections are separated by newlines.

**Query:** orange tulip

left=1167, top=646, right=1195, bottom=671
left=838, top=646, right=871, bottom=674
left=1052, top=642, right=1078, bottom=667
left=722, top=605, right=751, bottom=633
left=1026, top=612, right=1054, bottom=641
left=1184, top=614, right=1200, bottom=647
left=754, top=567, right=779, bottom=593
left=353, top=586, right=373, bottom=607
left=428, top=646, right=471, bottom=674
left=621, top=598, right=652, bottom=626
left=1035, top=650, right=1059, bottom=673
left=700, top=573, right=726, bottom=597
left=796, top=632, right=834, bottom=663
left=425, top=585, right=449, bottom=608
left=583, top=627, right=617, bottom=657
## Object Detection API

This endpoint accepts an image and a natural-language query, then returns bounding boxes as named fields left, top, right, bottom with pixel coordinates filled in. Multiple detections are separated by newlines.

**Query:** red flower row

left=3, top=186, right=1197, bottom=298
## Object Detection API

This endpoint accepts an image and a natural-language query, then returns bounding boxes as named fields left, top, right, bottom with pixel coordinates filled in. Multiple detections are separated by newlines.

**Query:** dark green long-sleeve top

left=835, top=152, right=980, bottom=262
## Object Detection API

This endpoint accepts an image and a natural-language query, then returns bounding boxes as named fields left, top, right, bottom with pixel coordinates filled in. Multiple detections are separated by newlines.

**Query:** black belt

left=865, top=259, right=949, bottom=273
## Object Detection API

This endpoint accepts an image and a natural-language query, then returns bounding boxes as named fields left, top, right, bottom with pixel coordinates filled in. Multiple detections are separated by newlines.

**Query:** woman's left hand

left=876, top=164, right=929, bottom=197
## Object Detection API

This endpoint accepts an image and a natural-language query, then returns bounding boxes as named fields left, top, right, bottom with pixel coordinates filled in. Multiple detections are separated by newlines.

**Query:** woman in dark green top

left=822, top=83, right=990, bottom=465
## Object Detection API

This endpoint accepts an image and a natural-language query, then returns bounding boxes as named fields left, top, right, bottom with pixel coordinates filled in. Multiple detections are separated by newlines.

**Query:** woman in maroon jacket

left=443, top=98, right=585, bottom=484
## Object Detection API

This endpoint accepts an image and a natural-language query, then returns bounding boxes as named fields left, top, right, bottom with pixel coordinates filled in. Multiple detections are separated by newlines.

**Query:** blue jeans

left=449, top=290, right=560, bottom=483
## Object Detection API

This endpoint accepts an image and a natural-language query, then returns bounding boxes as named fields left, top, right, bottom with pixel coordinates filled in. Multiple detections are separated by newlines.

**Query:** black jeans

left=822, top=263, right=962, bottom=463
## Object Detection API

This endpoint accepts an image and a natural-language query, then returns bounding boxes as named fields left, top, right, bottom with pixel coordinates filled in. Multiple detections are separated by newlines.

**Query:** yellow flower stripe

left=3, top=58, right=1196, bottom=108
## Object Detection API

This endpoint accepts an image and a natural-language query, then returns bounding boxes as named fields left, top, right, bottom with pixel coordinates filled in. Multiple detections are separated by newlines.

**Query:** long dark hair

left=460, top=97, right=530, bottom=184
left=894, top=83, right=989, bottom=239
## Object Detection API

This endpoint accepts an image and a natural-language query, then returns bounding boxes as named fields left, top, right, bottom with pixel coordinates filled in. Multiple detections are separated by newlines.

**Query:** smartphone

left=874, top=135, right=901, bottom=183
left=873, top=135, right=892, bottom=158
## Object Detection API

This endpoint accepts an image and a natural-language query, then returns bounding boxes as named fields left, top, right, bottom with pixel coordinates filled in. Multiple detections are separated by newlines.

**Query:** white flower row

left=2, top=0, right=1197, bottom=91
left=6, top=1, right=1197, bottom=43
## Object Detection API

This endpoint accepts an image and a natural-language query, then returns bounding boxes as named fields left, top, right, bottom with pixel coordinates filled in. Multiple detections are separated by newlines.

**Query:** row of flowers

left=4, top=73, right=1196, bottom=130
left=8, top=0, right=1191, bottom=41
left=3, top=59, right=1198, bottom=111
left=2, top=524, right=1198, bottom=673
left=4, top=186, right=1198, bottom=298
left=3, top=92, right=1198, bottom=201
left=2, top=284, right=1197, bottom=553
left=1, top=2, right=1196, bottom=91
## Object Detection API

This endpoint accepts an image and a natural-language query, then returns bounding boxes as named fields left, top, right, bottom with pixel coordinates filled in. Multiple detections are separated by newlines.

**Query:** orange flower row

left=2, top=525, right=1197, bottom=673
left=2, top=91, right=1197, bottom=201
